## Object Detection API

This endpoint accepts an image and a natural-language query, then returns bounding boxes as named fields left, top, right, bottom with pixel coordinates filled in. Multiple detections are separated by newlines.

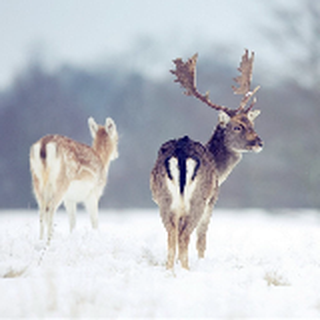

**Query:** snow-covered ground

left=1, top=208, right=320, bottom=318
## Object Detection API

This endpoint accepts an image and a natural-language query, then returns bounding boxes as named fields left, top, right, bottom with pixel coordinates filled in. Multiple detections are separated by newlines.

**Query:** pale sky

left=0, top=0, right=295, bottom=88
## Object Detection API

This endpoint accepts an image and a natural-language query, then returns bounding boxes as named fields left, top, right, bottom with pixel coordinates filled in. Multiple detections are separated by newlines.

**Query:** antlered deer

left=150, top=50, right=263, bottom=269
left=30, top=117, right=118, bottom=243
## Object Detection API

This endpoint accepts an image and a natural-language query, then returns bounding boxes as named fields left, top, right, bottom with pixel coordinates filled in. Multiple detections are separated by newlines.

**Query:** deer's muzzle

left=249, top=136, right=263, bottom=153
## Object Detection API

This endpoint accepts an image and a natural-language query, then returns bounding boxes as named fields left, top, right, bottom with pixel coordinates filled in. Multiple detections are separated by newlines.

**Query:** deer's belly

left=64, top=180, right=96, bottom=202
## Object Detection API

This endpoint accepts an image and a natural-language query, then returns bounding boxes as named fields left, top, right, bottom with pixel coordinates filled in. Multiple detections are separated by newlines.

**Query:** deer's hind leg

left=177, top=215, right=192, bottom=269
left=46, top=199, right=64, bottom=244
left=31, top=176, right=46, bottom=240
left=42, top=186, right=66, bottom=243
left=178, top=199, right=208, bottom=269
left=85, top=195, right=99, bottom=230
left=196, top=196, right=216, bottom=259
left=39, top=206, right=46, bottom=240
left=36, top=193, right=54, bottom=241
left=160, top=207, right=179, bottom=270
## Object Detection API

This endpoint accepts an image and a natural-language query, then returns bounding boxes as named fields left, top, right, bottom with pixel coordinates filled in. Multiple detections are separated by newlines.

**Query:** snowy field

left=1, top=208, right=320, bottom=318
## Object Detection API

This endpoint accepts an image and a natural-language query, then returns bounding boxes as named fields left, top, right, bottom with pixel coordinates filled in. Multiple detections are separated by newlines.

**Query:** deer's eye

left=233, top=125, right=242, bottom=131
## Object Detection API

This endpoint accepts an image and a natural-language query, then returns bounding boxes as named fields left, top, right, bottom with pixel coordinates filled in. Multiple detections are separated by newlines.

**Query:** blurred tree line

left=0, top=49, right=318, bottom=209
left=0, top=1, right=319, bottom=209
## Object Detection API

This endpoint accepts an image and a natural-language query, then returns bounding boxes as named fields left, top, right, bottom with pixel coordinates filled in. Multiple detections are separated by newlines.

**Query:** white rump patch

left=30, top=141, right=61, bottom=191
left=45, top=142, right=61, bottom=188
left=166, top=158, right=179, bottom=212
left=30, top=142, right=42, bottom=180
left=166, top=157, right=198, bottom=214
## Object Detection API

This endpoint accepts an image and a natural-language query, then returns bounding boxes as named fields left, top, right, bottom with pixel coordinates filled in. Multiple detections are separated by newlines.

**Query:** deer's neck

left=92, top=142, right=112, bottom=173
left=206, top=125, right=242, bottom=185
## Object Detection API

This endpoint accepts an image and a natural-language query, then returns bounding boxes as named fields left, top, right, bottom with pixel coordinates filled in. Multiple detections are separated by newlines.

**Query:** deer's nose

left=257, top=137, right=263, bottom=148
left=249, top=137, right=263, bottom=147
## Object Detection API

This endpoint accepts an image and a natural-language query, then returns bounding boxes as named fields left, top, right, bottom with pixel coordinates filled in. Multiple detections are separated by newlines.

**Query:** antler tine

left=242, top=85, right=260, bottom=111
left=232, top=49, right=260, bottom=112
left=246, top=96, right=257, bottom=112
left=170, top=53, right=235, bottom=116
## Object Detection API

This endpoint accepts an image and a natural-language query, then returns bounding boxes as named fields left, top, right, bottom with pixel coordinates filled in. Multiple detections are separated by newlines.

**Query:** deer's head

left=171, top=49, right=263, bottom=154
left=219, top=109, right=263, bottom=153
left=88, top=117, right=119, bottom=163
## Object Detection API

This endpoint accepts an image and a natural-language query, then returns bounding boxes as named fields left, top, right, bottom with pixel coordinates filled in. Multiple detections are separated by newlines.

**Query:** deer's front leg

left=64, top=200, right=77, bottom=233
left=196, top=216, right=210, bottom=259
left=196, top=198, right=215, bottom=258
left=161, top=209, right=178, bottom=270
left=85, top=196, right=99, bottom=229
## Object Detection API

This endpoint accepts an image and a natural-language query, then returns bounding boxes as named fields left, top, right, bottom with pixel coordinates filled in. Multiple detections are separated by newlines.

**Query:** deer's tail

left=164, top=136, right=201, bottom=213
left=30, top=138, right=61, bottom=211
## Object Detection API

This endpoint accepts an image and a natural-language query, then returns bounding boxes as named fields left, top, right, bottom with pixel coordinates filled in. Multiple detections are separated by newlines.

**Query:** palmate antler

left=232, top=49, right=260, bottom=112
left=170, top=49, right=260, bottom=117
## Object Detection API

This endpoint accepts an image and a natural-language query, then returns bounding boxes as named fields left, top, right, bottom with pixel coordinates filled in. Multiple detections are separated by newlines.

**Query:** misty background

left=0, top=0, right=319, bottom=209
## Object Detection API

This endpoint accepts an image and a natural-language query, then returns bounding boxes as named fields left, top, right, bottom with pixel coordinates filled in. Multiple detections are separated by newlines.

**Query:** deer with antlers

left=30, top=117, right=118, bottom=243
left=150, top=50, right=263, bottom=269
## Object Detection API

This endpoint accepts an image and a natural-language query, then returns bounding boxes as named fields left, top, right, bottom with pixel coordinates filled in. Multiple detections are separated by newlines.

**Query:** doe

left=30, top=117, right=118, bottom=243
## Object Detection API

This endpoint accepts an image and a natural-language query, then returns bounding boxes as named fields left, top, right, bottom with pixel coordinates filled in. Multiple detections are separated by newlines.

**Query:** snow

left=1, top=208, right=320, bottom=318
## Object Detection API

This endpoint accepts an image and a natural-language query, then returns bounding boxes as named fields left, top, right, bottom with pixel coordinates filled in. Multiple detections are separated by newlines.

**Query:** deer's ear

left=218, top=111, right=230, bottom=127
left=88, top=117, right=98, bottom=138
left=105, top=117, right=116, bottom=137
left=247, top=110, right=261, bottom=122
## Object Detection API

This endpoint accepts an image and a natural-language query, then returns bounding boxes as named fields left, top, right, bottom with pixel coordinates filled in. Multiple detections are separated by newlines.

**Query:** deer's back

left=35, top=135, right=104, bottom=177
left=30, top=135, right=106, bottom=202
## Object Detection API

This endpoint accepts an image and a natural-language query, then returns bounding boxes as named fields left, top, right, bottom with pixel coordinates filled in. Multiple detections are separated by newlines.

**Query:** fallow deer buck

left=30, top=117, right=118, bottom=243
left=150, top=50, right=263, bottom=269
